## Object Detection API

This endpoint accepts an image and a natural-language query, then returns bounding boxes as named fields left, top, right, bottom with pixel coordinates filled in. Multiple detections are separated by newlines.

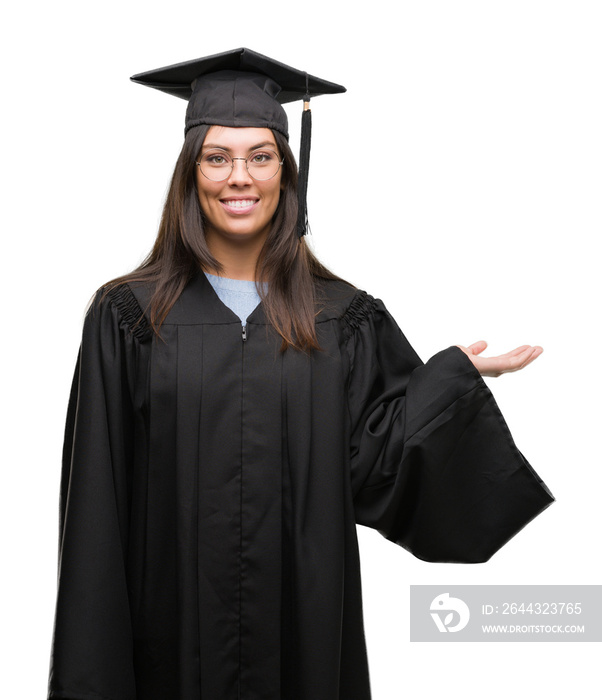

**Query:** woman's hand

left=456, top=341, right=543, bottom=378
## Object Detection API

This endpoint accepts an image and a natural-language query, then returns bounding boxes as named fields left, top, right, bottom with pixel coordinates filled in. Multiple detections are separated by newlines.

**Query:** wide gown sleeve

left=48, top=289, right=140, bottom=700
left=344, top=292, right=554, bottom=563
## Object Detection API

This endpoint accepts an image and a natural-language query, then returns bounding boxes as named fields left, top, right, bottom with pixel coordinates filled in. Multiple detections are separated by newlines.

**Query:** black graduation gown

left=48, top=274, right=554, bottom=700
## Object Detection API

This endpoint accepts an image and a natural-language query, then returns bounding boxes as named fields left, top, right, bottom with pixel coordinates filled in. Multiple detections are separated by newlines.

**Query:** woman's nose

left=227, top=158, right=253, bottom=186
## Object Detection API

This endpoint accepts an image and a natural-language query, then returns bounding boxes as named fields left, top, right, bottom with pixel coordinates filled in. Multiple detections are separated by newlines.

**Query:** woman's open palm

left=457, top=341, right=543, bottom=377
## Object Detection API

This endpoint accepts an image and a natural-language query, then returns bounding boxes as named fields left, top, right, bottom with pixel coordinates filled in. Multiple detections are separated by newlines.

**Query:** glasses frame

left=196, top=148, right=285, bottom=182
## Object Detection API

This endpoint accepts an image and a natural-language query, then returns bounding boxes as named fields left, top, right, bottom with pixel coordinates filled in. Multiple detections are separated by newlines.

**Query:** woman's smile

left=219, top=196, right=260, bottom=214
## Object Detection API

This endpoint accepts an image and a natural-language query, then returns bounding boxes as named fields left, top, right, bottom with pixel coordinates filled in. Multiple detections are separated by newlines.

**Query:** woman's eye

left=203, top=152, right=230, bottom=166
left=250, top=151, right=273, bottom=164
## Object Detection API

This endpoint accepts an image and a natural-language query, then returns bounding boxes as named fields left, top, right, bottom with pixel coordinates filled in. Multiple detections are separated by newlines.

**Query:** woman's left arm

left=456, top=340, right=543, bottom=378
left=344, top=293, right=554, bottom=563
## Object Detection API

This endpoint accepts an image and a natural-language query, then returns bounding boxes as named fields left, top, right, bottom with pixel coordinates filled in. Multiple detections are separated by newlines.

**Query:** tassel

left=296, top=75, right=312, bottom=238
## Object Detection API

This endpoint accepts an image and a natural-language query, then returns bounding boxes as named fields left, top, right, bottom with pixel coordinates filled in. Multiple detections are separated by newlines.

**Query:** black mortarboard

left=130, top=48, right=346, bottom=237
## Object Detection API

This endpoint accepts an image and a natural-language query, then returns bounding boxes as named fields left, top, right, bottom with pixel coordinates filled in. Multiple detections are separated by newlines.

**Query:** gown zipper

left=239, top=320, right=246, bottom=698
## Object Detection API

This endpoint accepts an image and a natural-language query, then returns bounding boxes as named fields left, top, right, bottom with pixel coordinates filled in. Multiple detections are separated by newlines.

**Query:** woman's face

left=195, top=126, right=283, bottom=246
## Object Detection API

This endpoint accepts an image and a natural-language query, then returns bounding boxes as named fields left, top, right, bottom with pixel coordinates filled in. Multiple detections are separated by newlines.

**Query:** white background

left=2, top=1, right=600, bottom=698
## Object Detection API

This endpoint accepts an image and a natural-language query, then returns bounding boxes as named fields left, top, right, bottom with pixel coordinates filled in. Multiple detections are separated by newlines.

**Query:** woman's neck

left=204, top=229, right=266, bottom=280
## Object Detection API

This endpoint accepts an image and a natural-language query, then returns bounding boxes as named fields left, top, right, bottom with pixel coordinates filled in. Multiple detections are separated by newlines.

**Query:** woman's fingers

left=515, top=345, right=544, bottom=370
left=504, top=345, right=543, bottom=371
left=503, top=345, right=532, bottom=358
left=467, top=340, right=488, bottom=355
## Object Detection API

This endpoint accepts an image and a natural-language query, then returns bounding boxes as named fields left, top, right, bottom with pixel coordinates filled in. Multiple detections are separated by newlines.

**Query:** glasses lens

left=199, top=151, right=233, bottom=181
left=247, top=150, right=282, bottom=181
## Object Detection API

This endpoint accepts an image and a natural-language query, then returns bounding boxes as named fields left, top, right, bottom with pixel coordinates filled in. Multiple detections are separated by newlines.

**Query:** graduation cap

left=130, top=47, right=346, bottom=237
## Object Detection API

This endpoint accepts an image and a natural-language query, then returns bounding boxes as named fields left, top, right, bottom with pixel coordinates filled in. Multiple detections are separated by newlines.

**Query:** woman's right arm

left=48, top=291, right=138, bottom=700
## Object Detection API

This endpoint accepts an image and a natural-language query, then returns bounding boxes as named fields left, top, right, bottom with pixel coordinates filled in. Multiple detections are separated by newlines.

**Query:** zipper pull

left=242, top=324, right=247, bottom=342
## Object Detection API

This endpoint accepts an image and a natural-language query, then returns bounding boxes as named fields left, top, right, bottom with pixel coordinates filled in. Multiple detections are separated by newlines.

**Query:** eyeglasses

left=196, top=148, right=284, bottom=182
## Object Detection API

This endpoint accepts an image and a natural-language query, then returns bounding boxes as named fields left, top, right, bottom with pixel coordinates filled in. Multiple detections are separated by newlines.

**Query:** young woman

left=48, top=48, right=554, bottom=700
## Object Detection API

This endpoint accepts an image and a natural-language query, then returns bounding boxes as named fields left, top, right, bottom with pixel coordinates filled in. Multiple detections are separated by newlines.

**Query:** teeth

left=223, top=199, right=256, bottom=208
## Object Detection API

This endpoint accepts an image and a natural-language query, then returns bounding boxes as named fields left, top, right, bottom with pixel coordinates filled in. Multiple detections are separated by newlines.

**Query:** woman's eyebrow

left=202, top=141, right=278, bottom=152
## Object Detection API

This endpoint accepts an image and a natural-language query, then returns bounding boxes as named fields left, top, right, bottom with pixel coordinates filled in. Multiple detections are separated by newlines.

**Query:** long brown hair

left=104, top=124, right=343, bottom=351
